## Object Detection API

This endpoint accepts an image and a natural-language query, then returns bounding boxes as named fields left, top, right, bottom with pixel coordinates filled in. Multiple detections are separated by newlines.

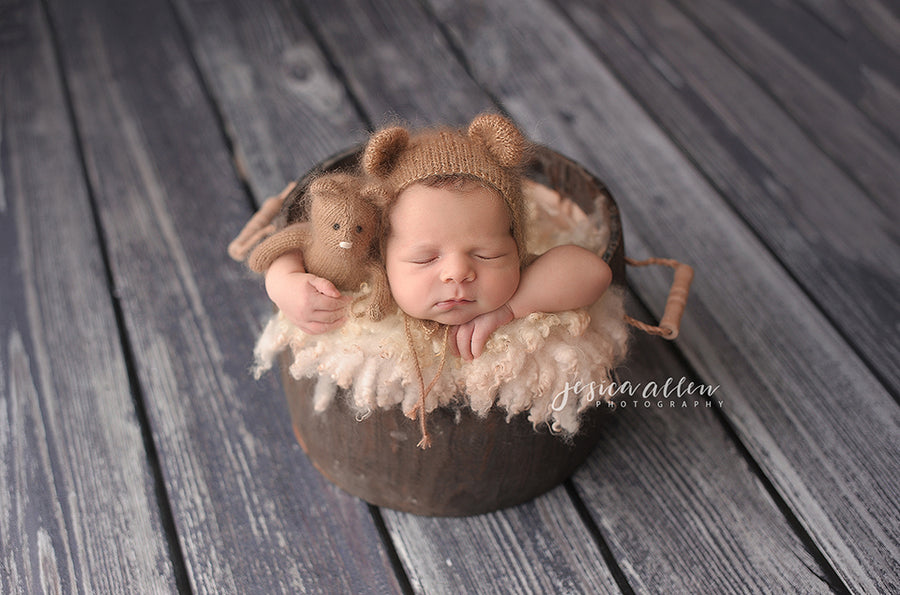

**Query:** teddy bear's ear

left=309, top=172, right=357, bottom=197
left=468, top=113, right=525, bottom=168
left=362, top=126, right=409, bottom=178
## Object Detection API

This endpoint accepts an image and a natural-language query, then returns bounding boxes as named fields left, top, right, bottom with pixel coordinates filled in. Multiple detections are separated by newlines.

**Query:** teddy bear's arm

left=364, top=262, right=395, bottom=321
left=348, top=262, right=394, bottom=321
left=247, top=223, right=310, bottom=273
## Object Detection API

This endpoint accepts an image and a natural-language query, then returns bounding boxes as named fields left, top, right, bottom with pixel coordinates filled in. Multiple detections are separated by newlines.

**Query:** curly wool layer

left=252, top=180, right=628, bottom=435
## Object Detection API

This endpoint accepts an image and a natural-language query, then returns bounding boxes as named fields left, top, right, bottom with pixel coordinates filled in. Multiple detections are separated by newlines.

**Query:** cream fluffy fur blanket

left=253, top=181, right=629, bottom=434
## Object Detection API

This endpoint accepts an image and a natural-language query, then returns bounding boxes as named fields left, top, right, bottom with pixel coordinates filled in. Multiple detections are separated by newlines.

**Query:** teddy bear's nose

left=339, top=241, right=353, bottom=250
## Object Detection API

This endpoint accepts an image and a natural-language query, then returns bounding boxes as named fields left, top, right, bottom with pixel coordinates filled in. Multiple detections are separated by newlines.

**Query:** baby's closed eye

left=408, top=255, right=438, bottom=265
left=474, top=249, right=515, bottom=262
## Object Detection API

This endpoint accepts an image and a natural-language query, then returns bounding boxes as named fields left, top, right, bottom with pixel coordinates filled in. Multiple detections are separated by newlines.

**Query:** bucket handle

left=624, top=257, right=694, bottom=340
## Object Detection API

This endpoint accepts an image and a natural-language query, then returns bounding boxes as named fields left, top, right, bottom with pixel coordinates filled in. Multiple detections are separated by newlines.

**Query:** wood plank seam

left=563, top=481, right=637, bottom=595
left=368, top=505, right=417, bottom=595
left=164, top=0, right=260, bottom=215
left=291, top=0, right=375, bottom=132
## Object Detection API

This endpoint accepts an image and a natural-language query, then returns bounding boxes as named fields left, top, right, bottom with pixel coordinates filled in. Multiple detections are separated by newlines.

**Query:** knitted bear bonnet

left=361, top=113, right=530, bottom=264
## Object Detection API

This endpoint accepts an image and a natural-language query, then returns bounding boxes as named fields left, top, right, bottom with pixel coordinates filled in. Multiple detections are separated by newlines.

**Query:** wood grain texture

left=169, top=0, right=370, bottom=198
left=294, top=0, right=839, bottom=591
left=552, top=0, right=900, bottom=411
left=1, top=1, right=176, bottom=591
left=384, top=489, right=620, bottom=594
left=729, top=0, right=900, bottom=139
left=298, top=0, right=495, bottom=129
left=427, top=0, right=900, bottom=591
left=676, top=0, right=900, bottom=218
left=42, top=0, right=404, bottom=591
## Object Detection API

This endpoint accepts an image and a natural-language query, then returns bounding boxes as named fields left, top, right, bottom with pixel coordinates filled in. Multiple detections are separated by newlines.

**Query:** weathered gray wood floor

left=2, top=0, right=897, bottom=592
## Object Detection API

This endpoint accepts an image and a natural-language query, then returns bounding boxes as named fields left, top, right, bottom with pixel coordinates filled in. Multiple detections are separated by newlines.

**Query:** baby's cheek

left=385, top=265, right=421, bottom=311
left=496, top=271, right=520, bottom=309
left=500, top=267, right=521, bottom=298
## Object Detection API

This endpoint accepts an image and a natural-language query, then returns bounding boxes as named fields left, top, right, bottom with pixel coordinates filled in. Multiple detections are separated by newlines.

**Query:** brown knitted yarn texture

left=363, top=114, right=529, bottom=264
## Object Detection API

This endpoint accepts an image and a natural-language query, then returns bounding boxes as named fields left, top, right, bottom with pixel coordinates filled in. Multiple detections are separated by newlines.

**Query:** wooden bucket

left=276, top=145, right=628, bottom=516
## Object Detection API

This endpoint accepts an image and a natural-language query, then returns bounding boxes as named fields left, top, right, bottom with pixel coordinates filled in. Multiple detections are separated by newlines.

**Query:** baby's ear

left=468, top=113, right=525, bottom=168
left=362, top=126, right=409, bottom=178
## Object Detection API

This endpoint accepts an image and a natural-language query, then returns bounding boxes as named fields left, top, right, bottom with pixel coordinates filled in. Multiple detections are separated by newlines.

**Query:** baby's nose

left=441, top=255, right=475, bottom=283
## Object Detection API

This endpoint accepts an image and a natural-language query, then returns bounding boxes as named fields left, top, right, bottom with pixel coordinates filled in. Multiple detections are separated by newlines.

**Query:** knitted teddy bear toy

left=246, top=172, right=393, bottom=321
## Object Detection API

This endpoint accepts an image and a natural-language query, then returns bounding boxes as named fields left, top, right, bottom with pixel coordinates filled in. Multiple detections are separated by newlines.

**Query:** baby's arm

left=265, top=251, right=350, bottom=334
left=507, top=245, right=612, bottom=316
left=453, top=245, right=612, bottom=360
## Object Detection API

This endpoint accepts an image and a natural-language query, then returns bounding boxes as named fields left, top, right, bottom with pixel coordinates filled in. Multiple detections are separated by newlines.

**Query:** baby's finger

left=470, top=325, right=494, bottom=359
left=308, top=275, right=342, bottom=298
left=455, top=324, right=476, bottom=361
left=309, top=291, right=350, bottom=312
left=309, top=307, right=346, bottom=324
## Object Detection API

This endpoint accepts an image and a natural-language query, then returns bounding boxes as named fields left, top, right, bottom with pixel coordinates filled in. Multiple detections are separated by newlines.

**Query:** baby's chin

left=409, top=306, right=486, bottom=326
left=429, top=311, right=480, bottom=326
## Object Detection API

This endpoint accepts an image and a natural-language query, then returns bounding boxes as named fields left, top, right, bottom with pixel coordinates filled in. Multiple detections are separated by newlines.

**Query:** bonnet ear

left=362, top=126, right=410, bottom=178
left=468, top=113, right=525, bottom=168
left=359, top=181, right=390, bottom=209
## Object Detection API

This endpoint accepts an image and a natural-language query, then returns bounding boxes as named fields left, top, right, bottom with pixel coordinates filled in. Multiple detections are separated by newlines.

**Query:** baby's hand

left=451, top=304, right=515, bottom=361
left=272, top=273, right=350, bottom=334
left=265, top=255, right=350, bottom=333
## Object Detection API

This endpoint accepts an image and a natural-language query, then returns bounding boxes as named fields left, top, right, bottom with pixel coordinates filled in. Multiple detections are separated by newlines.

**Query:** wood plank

left=295, top=0, right=838, bottom=591
left=729, top=0, right=900, bottom=105
left=0, top=1, right=178, bottom=591
left=552, top=0, right=900, bottom=422
left=793, top=0, right=900, bottom=61
left=797, top=0, right=858, bottom=39
left=676, top=0, right=900, bottom=217
left=386, top=489, right=620, bottom=594
left=426, top=0, right=900, bottom=591
left=173, top=0, right=621, bottom=590
left=847, top=0, right=900, bottom=57
left=42, top=0, right=405, bottom=591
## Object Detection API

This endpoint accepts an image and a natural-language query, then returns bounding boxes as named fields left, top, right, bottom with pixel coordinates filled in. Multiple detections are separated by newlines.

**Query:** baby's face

left=385, top=183, right=520, bottom=325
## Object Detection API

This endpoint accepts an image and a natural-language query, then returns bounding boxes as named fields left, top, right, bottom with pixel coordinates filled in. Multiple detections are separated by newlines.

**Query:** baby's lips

left=435, top=298, right=474, bottom=309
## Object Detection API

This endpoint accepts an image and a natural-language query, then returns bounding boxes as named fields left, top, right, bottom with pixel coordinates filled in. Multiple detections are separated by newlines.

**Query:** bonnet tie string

left=404, top=315, right=450, bottom=449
